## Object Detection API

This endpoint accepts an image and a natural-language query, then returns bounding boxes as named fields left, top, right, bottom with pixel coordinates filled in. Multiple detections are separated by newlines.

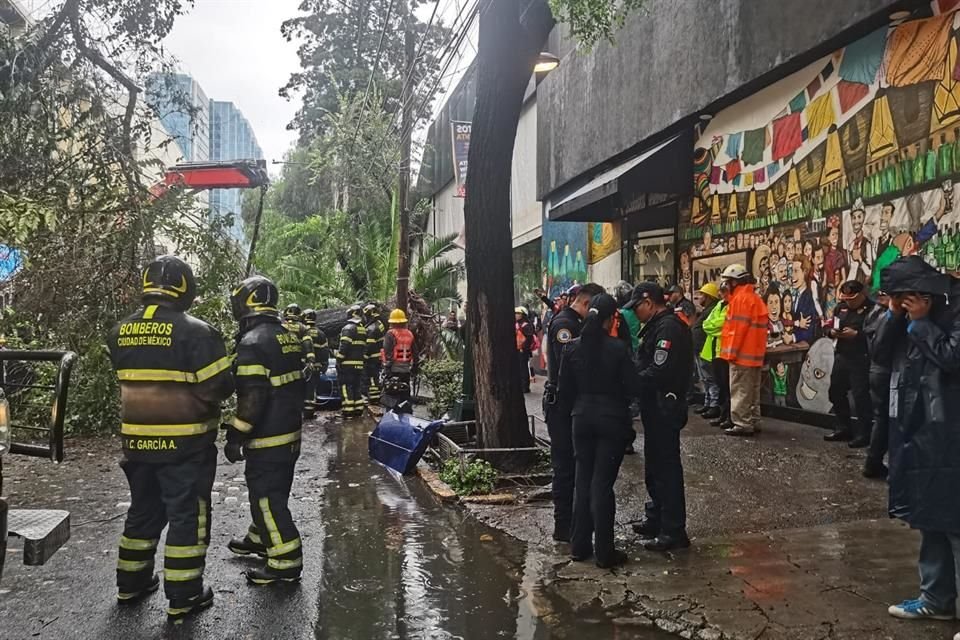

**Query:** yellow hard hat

left=388, top=309, right=408, bottom=324
left=698, top=282, right=720, bottom=299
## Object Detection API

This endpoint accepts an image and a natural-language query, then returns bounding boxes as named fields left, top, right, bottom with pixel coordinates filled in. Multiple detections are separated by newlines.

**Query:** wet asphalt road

left=1, top=415, right=671, bottom=640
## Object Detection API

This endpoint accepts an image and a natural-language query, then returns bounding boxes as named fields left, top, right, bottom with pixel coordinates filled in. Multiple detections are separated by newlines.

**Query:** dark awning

left=548, top=130, right=692, bottom=222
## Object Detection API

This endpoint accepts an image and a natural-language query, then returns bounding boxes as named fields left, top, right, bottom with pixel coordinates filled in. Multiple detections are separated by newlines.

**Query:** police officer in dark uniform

left=282, top=303, right=315, bottom=415
left=543, top=282, right=604, bottom=542
left=559, top=293, right=642, bottom=568
left=302, top=309, right=330, bottom=413
left=824, top=280, right=874, bottom=447
left=108, top=255, right=234, bottom=620
left=363, top=302, right=385, bottom=406
left=224, top=276, right=305, bottom=585
left=337, top=305, right=368, bottom=418
left=626, top=282, right=693, bottom=552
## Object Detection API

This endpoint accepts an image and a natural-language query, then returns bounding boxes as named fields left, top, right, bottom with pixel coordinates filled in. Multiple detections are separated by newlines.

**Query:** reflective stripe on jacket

left=719, top=286, right=768, bottom=367
left=699, top=301, right=728, bottom=362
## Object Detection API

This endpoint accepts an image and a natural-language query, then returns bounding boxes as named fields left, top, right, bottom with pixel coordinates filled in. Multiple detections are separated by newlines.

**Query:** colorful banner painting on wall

left=588, top=222, right=621, bottom=264
left=680, top=5, right=960, bottom=415
left=542, top=219, right=588, bottom=298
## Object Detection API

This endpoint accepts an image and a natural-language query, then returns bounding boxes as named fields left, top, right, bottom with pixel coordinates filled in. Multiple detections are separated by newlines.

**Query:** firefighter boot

left=167, top=587, right=214, bottom=621
left=117, top=573, right=160, bottom=604
left=228, top=537, right=267, bottom=558
left=245, top=565, right=302, bottom=586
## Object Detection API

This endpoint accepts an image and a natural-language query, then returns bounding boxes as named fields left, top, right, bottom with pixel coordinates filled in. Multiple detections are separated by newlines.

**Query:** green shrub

left=439, top=457, right=498, bottom=496
left=420, top=358, right=463, bottom=419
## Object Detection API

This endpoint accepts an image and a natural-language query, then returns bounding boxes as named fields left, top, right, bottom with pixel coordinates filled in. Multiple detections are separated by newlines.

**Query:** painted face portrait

left=680, top=251, right=690, bottom=271
left=782, top=292, right=793, bottom=313
left=803, top=241, right=813, bottom=259
left=793, top=228, right=802, bottom=243
left=796, top=338, right=835, bottom=414
left=814, top=248, right=825, bottom=270
left=851, top=208, right=865, bottom=235
left=791, top=260, right=804, bottom=289
left=829, top=226, right=839, bottom=248
left=767, top=292, right=782, bottom=323
left=880, top=204, right=894, bottom=233
left=786, top=244, right=795, bottom=261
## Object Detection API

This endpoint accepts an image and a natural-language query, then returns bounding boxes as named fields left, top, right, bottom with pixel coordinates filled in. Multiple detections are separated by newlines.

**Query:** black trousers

left=546, top=401, right=575, bottom=538
left=365, top=360, right=382, bottom=403
left=244, top=461, right=302, bottom=576
left=117, top=446, right=216, bottom=600
left=304, top=369, right=318, bottom=411
left=340, top=367, right=365, bottom=418
left=570, top=416, right=629, bottom=564
left=867, top=369, right=890, bottom=467
left=640, top=409, right=687, bottom=537
left=828, top=355, right=872, bottom=439
left=516, top=353, right=531, bottom=393
left=712, top=358, right=731, bottom=422
left=382, top=371, right=412, bottom=412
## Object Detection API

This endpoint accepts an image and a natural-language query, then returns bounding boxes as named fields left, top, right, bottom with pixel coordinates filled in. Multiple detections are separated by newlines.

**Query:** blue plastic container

left=368, top=413, right=445, bottom=475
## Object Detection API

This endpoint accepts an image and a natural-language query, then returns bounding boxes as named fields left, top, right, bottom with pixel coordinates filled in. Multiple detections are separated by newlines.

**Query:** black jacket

left=337, top=320, right=368, bottom=370
left=691, top=299, right=718, bottom=354
left=873, top=302, right=960, bottom=532
left=546, top=307, right=581, bottom=387
left=365, top=319, right=386, bottom=366
left=231, top=316, right=305, bottom=463
left=636, top=309, right=693, bottom=398
left=831, top=300, right=873, bottom=360
left=558, top=334, right=642, bottom=424
left=108, top=301, right=234, bottom=462
left=863, top=303, right=890, bottom=376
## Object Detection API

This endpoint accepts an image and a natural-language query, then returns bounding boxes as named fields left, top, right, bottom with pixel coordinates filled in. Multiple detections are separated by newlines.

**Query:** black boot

left=863, top=461, right=889, bottom=479
left=596, top=549, right=628, bottom=569
left=167, top=587, right=214, bottom=621
left=630, top=519, right=660, bottom=539
left=823, top=430, right=852, bottom=442
left=701, top=406, right=722, bottom=420
left=644, top=533, right=691, bottom=552
left=228, top=537, right=267, bottom=558
left=245, top=566, right=302, bottom=586
left=848, top=436, right=870, bottom=449
left=117, top=573, right=160, bottom=605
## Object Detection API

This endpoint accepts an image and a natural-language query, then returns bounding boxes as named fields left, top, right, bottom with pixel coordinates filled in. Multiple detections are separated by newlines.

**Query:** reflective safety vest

left=383, top=328, right=414, bottom=373
left=719, top=286, right=769, bottom=368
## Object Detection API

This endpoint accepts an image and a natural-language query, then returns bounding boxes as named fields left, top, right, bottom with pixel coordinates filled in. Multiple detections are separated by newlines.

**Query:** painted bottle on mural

left=913, top=143, right=926, bottom=186
left=934, top=231, right=946, bottom=270
left=926, top=138, right=939, bottom=184
left=548, top=240, right=559, bottom=278
left=953, top=128, right=960, bottom=178
left=900, top=148, right=913, bottom=189
left=925, top=235, right=938, bottom=268
left=944, top=224, right=957, bottom=273
left=574, top=250, right=587, bottom=281
left=938, top=133, right=954, bottom=178
left=562, top=245, right=572, bottom=280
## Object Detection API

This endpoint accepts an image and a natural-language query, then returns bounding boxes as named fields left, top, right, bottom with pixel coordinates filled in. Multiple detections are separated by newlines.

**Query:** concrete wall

left=537, top=0, right=901, bottom=198
left=588, top=250, right=622, bottom=291
left=511, top=100, right=542, bottom=248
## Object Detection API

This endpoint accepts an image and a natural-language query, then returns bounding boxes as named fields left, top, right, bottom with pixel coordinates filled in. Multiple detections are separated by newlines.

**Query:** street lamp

left=533, top=52, right=560, bottom=74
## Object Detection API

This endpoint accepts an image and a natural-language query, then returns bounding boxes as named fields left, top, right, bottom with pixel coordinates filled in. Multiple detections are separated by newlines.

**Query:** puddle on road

left=315, top=418, right=671, bottom=640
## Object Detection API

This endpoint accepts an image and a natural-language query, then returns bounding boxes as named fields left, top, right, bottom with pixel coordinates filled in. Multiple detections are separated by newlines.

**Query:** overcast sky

left=164, top=0, right=304, bottom=165
left=163, top=0, right=474, bottom=170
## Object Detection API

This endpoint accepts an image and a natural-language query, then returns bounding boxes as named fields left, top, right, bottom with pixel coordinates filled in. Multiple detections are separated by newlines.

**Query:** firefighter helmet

left=284, top=303, right=302, bottom=321
left=514, top=306, right=528, bottom=317
left=231, top=276, right=279, bottom=321
left=362, top=302, right=379, bottom=319
left=141, top=255, right=196, bottom=311
left=388, top=309, right=408, bottom=324
left=347, top=304, right=363, bottom=321
left=720, top=263, right=750, bottom=280
left=302, top=308, right=317, bottom=326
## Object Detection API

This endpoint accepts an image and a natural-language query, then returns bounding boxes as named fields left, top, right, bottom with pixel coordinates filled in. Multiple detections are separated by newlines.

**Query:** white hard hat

left=721, top=263, right=750, bottom=280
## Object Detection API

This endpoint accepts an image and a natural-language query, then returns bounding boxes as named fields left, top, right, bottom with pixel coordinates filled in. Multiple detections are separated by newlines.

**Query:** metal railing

left=1, top=350, right=77, bottom=462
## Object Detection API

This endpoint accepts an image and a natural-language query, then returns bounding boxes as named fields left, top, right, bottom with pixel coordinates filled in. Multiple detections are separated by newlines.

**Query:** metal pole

left=245, top=185, right=267, bottom=276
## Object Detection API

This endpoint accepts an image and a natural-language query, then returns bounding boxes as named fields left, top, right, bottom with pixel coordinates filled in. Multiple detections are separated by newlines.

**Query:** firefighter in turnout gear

left=363, top=302, right=385, bottom=405
left=282, top=303, right=315, bottom=415
left=337, top=305, right=368, bottom=418
left=381, top=309, right=416, bottom=413
left=302, top=309, right=330, bottom=413
left=107, top=255, right=234, bottom=620
left=224, top=276, right=306, bottom=585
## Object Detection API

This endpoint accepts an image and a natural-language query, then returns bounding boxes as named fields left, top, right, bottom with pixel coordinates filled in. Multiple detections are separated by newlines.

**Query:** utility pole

left=395, top=0, right=415, bottom=311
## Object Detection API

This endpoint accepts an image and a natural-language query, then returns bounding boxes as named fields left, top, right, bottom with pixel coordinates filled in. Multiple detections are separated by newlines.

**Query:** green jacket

left=699, top=301, right=728, bottom=361
left=620, top=307, right=641, bottom=351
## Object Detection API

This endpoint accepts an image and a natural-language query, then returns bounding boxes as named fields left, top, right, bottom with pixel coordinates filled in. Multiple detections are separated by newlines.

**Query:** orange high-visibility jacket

left=719, top=285, right=769, bottom=368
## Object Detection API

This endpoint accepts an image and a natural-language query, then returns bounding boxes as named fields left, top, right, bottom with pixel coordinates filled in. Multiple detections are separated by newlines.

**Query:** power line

left=348, top=0, right=398, bottom=154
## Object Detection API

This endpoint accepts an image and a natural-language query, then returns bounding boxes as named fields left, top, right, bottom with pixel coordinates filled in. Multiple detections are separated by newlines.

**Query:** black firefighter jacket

left=108, top=301, right=234, bottom=462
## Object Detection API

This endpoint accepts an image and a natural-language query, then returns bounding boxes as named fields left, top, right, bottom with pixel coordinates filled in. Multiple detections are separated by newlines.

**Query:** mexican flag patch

left=656, top=339, right=671, bottom=349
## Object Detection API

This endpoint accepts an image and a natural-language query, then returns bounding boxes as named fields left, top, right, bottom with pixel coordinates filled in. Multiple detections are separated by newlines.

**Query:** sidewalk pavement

left=463, top=380, right=960, bottom=639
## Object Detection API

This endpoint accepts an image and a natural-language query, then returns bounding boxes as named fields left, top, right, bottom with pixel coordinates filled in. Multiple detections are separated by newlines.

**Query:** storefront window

left=623, top=229, right=675, bottom=288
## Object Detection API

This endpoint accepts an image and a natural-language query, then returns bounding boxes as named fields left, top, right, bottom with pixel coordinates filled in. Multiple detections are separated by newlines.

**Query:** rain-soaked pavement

left=1, top=414, right=671, bottom=640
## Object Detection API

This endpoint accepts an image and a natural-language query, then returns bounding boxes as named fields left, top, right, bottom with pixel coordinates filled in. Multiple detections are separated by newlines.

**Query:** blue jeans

left=695, top=357, right=719, bottom=407
left=919, top=529, right=960, bottom=613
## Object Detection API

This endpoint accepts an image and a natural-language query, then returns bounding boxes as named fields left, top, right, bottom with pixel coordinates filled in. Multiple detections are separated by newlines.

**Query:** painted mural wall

left=679, top=3, right=960, bottom=414
left=542, top=219, right=588, bottom=298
